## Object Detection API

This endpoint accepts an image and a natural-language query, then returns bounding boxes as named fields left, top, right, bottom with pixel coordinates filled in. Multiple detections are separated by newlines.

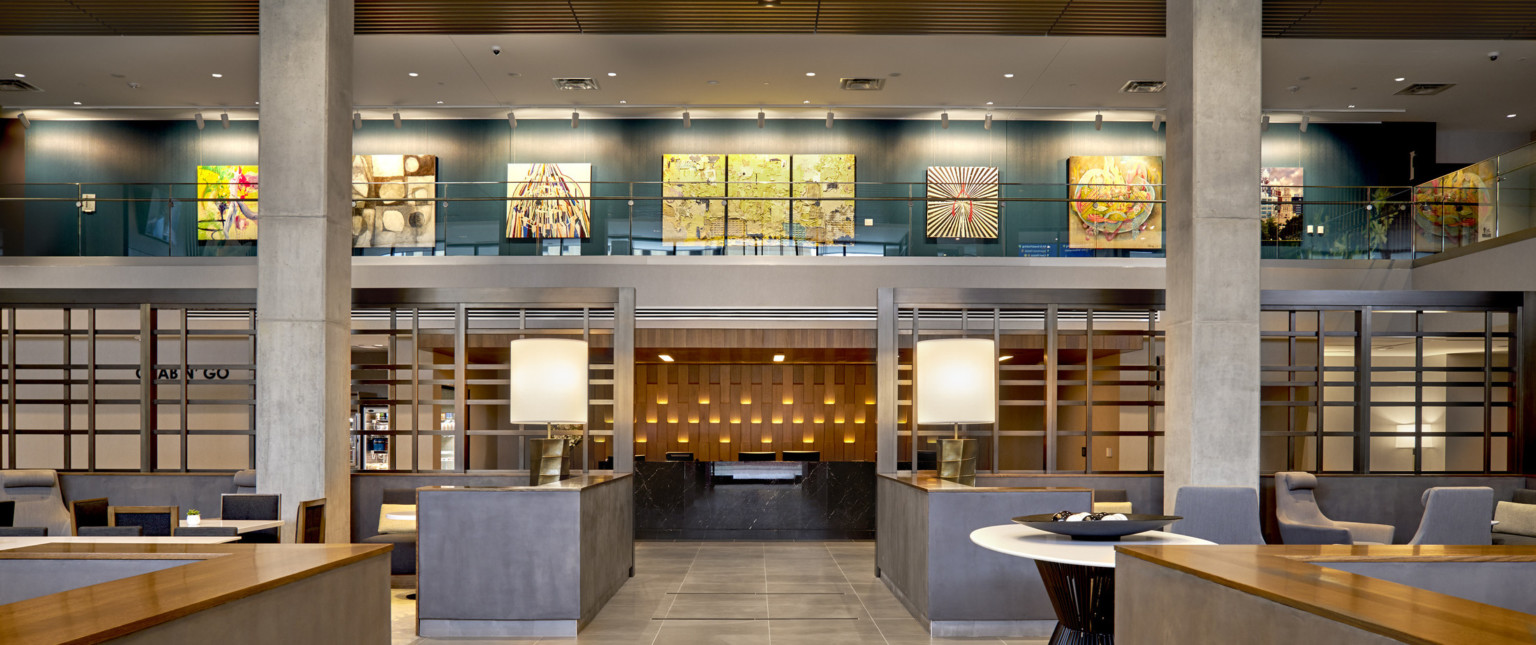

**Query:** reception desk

left=633, top=460, right=876, bottom=539
left=415, top=474, right=634, bottom=639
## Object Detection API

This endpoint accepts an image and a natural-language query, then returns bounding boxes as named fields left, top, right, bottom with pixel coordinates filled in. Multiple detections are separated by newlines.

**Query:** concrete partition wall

left=875, top=475, right=1092, bottom=638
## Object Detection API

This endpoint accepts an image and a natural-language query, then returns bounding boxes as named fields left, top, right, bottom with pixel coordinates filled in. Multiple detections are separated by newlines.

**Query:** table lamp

left=509, top=338, right=588, bottom=485
left=915, top=338, right=996, bottom=486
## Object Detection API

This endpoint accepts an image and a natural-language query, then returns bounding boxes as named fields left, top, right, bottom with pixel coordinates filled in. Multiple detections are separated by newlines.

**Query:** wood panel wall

left=635, top=363, right=877, bottom=462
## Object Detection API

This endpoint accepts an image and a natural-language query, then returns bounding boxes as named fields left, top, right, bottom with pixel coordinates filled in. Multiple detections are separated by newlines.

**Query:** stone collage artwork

left=662, top=153, right=856, bottom=246
left=352, top=154, right=437, bottom=248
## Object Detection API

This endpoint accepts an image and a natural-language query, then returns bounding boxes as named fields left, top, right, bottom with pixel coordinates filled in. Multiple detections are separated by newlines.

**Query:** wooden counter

left=1115, top=545, right=1536, bottom=645
left=0, top=542, right=391, bottom=644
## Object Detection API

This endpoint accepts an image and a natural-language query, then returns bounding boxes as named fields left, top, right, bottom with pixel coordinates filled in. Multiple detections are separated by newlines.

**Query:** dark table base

left=1035, top=560, right=1115, bottom=645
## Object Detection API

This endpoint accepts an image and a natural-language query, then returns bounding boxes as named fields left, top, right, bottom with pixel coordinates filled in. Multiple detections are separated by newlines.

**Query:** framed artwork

left=1260, top=167, right=1304, bottom=243
left=196, top=165, right=258, bottom=241
left=351, top=154, right=437, bottom=248
left=726, top=153, right=791, bottom=244
left=662, top=154, right=726, bottom=245
left=506, top=162, right=593, bottom=239
left=1067, top=156, right=1162, bottom=249
left=792, top=154, right=856, bottom=245
left=1414, top=159, right=1495, bottom=251
left=926, top=166, right=999, bottom=239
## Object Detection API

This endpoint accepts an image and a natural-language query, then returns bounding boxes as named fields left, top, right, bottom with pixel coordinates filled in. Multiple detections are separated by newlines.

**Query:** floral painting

left=1067, top=156, right=1162, bottom=249
left=196, top=165, right=258, bottom=241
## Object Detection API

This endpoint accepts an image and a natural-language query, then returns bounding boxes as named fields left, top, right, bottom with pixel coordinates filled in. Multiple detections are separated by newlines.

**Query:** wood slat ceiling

left=1, top=0, right=1532, bottom=39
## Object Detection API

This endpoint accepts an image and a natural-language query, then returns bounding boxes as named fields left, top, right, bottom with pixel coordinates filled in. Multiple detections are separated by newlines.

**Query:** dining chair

left=174, top=525, right=239, bottom=537
left=71, top=497, right=110, bottom=536
left=0, top=527, right=47, bottom=536
left=1170, top=486, right=1266, bottom=544
left=222, top=493, right=281, bottom=543
left=78, top=525, right=144, bottom=536
left=108, top=506, right=179, bottom=537
left=296, top=498, right=326, bottom=544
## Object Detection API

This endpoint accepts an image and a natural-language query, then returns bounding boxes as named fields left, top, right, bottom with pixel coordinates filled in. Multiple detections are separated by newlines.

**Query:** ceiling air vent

left=1395, top=83, right=1454, bottom=96
left=0, top=79, right=43, bottom=92
left=552, top=77, right=600, bottom=91
left=839, top=78, right=886, bottom=91
left=1119, top=80, right=1165, bottom=94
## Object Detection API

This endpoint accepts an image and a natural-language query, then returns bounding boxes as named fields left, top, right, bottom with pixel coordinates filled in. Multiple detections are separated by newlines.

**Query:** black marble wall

left=633, top=461, right=876, bottom=539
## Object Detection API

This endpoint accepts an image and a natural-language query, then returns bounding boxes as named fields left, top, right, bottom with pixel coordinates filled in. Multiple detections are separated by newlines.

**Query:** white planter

left=187, top=515, right=202, bottom=526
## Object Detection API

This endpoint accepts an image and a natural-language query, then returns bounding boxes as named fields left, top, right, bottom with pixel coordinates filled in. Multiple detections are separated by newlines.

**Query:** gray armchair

left=1275, top=472, right=1395, bottom=545
left=0, top=470, right=72, bottom=537
left=1408, top=486, right=1493, bottom=545
left=1170, top=486, right=1266, bottom=544
left=233, top=469, right=258, bottom=494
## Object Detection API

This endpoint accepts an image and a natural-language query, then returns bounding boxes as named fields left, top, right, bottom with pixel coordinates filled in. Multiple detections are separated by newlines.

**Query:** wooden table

left=179, top=518, right=283, bottom=533
left=970, top=524, right=1213, bottom=645
left=1, top=535, right=238, bottom=550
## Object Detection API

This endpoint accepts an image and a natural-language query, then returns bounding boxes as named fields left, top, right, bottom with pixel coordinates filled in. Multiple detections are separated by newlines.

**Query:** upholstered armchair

left=0, top=470, right=72, bottom=536
left=1170, top=486, right=1266, bottom=544
left=1275, top=472, right=1395, bottom=545
left=1408, top=486, right=1494, bottom=546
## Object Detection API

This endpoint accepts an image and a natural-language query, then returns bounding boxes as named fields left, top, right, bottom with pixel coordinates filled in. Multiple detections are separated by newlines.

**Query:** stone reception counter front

left=633, top=460, right=876, bottom=539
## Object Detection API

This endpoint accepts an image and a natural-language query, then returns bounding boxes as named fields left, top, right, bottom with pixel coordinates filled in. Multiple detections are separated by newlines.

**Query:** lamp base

left=530, top=438, right=572, bottom=486
left=938, top=438, right=978, bottom=487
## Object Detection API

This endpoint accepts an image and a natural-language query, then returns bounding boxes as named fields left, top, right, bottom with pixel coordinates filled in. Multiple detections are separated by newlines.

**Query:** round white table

left=384, top=512, right=417, bottom=521
left=970, top=523, right=1213, bottom=645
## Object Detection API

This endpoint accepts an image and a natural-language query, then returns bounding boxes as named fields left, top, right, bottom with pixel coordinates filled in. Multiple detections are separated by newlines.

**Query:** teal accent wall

left=14, top=117, right=1442, bottom=258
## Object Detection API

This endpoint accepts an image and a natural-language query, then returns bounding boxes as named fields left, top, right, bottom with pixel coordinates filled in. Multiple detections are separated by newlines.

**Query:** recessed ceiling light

left=1004, top=73, right=1015, bottom=78
left=14, top=73, right=25, bottom=78
left=607, top=72, right=617, bottom=77
left=211, top=73, right=223, bottom=78
left=1348, top=104, right=1355, bottom=108
left=986, top=101, right=994, bottom=105
left=802, top=100, right=810, bottom=104
left=806, top=72, right=816, bottom=77
left=998, top=355, right=1013, bottom=362
left=658, top=354, right=674, bottom=362
left=72, top=101, right=81, bottom=105
left=408, top=72, right=419, bottom=77
left=773, top=354, right=786, bottom=362
left=1394, top=77, right=1405, bottom=82
left=619, top=100, right=627, bottom=104
left=435, top=100, right=444, bottom=104
left=1510, top=114, right=1519, bottom=118
left=707, top=80, right=719, bottom=85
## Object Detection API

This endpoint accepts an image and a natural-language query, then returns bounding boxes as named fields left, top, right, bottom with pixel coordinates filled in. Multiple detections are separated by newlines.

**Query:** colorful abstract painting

left=1067, top=156, right=1162, bottom=249
left=196, top=165, right=258, bottom=241
left=926, top=166, right=999, bottom=239
left=351, top=154, right=437, bottom=248
left=662, top=154, right=726, bottom=245
left=726, top=154, right=791, bottom=244
left=792, top=154, right=856, bottom=245
left=1414, top=159, right=1495, bottom=251
left=1261, top=167, right=1304, bottom=243
left=506, top=163, right=592, bottom=239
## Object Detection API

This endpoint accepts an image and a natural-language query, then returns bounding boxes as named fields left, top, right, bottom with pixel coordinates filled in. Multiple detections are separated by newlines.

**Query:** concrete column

left=256, top=0, right=353, bottom=542
left=1163, top=0, right=1263, bottom=509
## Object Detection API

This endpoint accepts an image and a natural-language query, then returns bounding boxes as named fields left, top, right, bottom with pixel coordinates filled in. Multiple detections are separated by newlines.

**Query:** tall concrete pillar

left=1163, top=0, right=1262, bottom=509
left=256, top=0, right=353, bottom=542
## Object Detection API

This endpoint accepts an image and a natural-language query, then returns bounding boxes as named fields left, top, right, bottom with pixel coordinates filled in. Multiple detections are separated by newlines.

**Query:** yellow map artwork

left=662, top=154, right=726, bottom=245
left=792, top=154, right=856, bottom=245
left=727, top=154, right=791, bottom=244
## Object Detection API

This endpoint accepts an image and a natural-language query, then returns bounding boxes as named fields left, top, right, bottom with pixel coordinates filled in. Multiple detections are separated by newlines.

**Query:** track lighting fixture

left=194, top=112, right=205, bottom=130
left=392, top=111, right=402, bottom=128
left=1094, top=112, right=1103, bottom=131
left=683, top=109, right=691, bottom=128
left=826, top=111, right=834, bottom=128
left=507, top=111, right=516, bottom=129
left=571, top=111, right=580, bottom=128
left=984, top=113, right=992, bottom=130
left=1299, top=113, right=1309, bottom=133
left=353, top=111, right=362, bottom=130
left=1152, top=113, right=1163, bottom=132
left=17, top=112, right=29, bottom=129
left=757, top=110, right=765, bottom=128
left=1260, top=114, right=1270, bottom=132
left=940, top=111, right=949, bottom=129
left=220, top=111, right=230, bottom=129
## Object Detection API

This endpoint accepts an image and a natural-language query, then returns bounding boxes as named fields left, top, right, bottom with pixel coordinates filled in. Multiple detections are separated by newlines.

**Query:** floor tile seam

left=647, top=543, right=698, bottom=645
left=826, top=542, right=893, bottom=645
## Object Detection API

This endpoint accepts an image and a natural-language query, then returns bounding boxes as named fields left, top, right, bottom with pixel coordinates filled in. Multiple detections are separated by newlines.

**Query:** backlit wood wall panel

left=636, top=363, right=876, bottom=462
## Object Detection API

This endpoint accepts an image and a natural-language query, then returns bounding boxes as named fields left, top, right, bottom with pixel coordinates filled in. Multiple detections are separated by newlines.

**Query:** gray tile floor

left=392, top=540, right=1048, bottom=645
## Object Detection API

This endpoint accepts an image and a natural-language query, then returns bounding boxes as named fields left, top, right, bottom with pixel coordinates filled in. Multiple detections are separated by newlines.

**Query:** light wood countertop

left=879, top=473, right=1092, bottom=493
left=417, top=472, right=632, bottom=493
left=1116, top=544, right=1536, bottom=645
left=0, top=542, right=391, bottom=644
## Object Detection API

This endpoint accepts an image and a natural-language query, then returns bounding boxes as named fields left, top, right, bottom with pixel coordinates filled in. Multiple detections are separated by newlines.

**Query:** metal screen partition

left=0, top=300, right=257, bottom=472
left=347, top=288, right=635, bottom=474
left=880, top=289, right=1166, bottom=475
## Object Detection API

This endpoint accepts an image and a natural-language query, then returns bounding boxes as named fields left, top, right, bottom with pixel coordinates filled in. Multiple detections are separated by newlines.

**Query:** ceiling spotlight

left=572, top=111, right=580, bottom=128
left=1347, top=104, right=1356, bottom=109
left=805, top=72, right=816, bottom=77
left=1094, top=112, right=1103, bottom=130
left=13, top=73, right=24, bottom=78
left=393, top=111, right=402, bottom=128
left=354, top=111, right=362, bottom=130
left=773, top=354, right=786, bottom=362
left=826, top=111, right=834, bottom=128
left=1394, top=77, right=1405, bottom=82
left=507, top=111, right=516, bottom=129
left=220, top=111, right=230, bottom=129
left=1300, top=113, right=1310, bottom=133
left=1003, top=73, right=1015, bottom=78
left=986, top=101, right=994, bottom=105
left=757, top=110, right=765, bottom=128
left=17, top=113, right=29, bottom=129
left=658, top=354, right=674, bottom=362
left=72, top=101, right=82, bottom=105
left=984, top=113, right=992, bottom=130
left=408, top=72, right=419, bottom=77
left=194, top=112, right=205, bottom=130
left=619, top=100, right=626, bottom=104
left=435, top=100, right=444, bottom=104
left=1152, top=113, right=1163, bottom=131
left=682, top=109, right=691, bottom=128
left=941, top=111, right=949, bottom=129
left=1509, top=113, right=1519, bottom=118
left=211, top=73, right=223, bottom=78
left=1260, top=114, right=1270, bottom=132
left=607, top=72, right=617, bottom=77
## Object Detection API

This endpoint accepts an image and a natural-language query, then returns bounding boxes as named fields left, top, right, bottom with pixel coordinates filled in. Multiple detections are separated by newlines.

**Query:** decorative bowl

left=1012, top=514, right=1182, bottom=541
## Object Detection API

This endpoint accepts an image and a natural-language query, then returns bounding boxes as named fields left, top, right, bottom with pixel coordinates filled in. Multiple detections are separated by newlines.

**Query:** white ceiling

left=0, top=34, right=1532, bottom=133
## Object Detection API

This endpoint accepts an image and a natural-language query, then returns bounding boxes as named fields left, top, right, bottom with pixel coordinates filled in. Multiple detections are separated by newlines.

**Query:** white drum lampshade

left=508, top=338, right=589, bottom=424
left=915, top=338, right=997, bottom=425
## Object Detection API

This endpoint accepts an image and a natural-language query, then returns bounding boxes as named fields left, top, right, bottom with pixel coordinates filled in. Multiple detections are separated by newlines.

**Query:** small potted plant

left=187, top=509, right=202, bottom=526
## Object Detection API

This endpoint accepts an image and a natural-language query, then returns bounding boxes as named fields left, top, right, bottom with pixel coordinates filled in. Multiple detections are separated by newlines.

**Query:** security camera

left=491, top=45, right=502, bottom=56
left=1488, top=51, right=1500, bottom=61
